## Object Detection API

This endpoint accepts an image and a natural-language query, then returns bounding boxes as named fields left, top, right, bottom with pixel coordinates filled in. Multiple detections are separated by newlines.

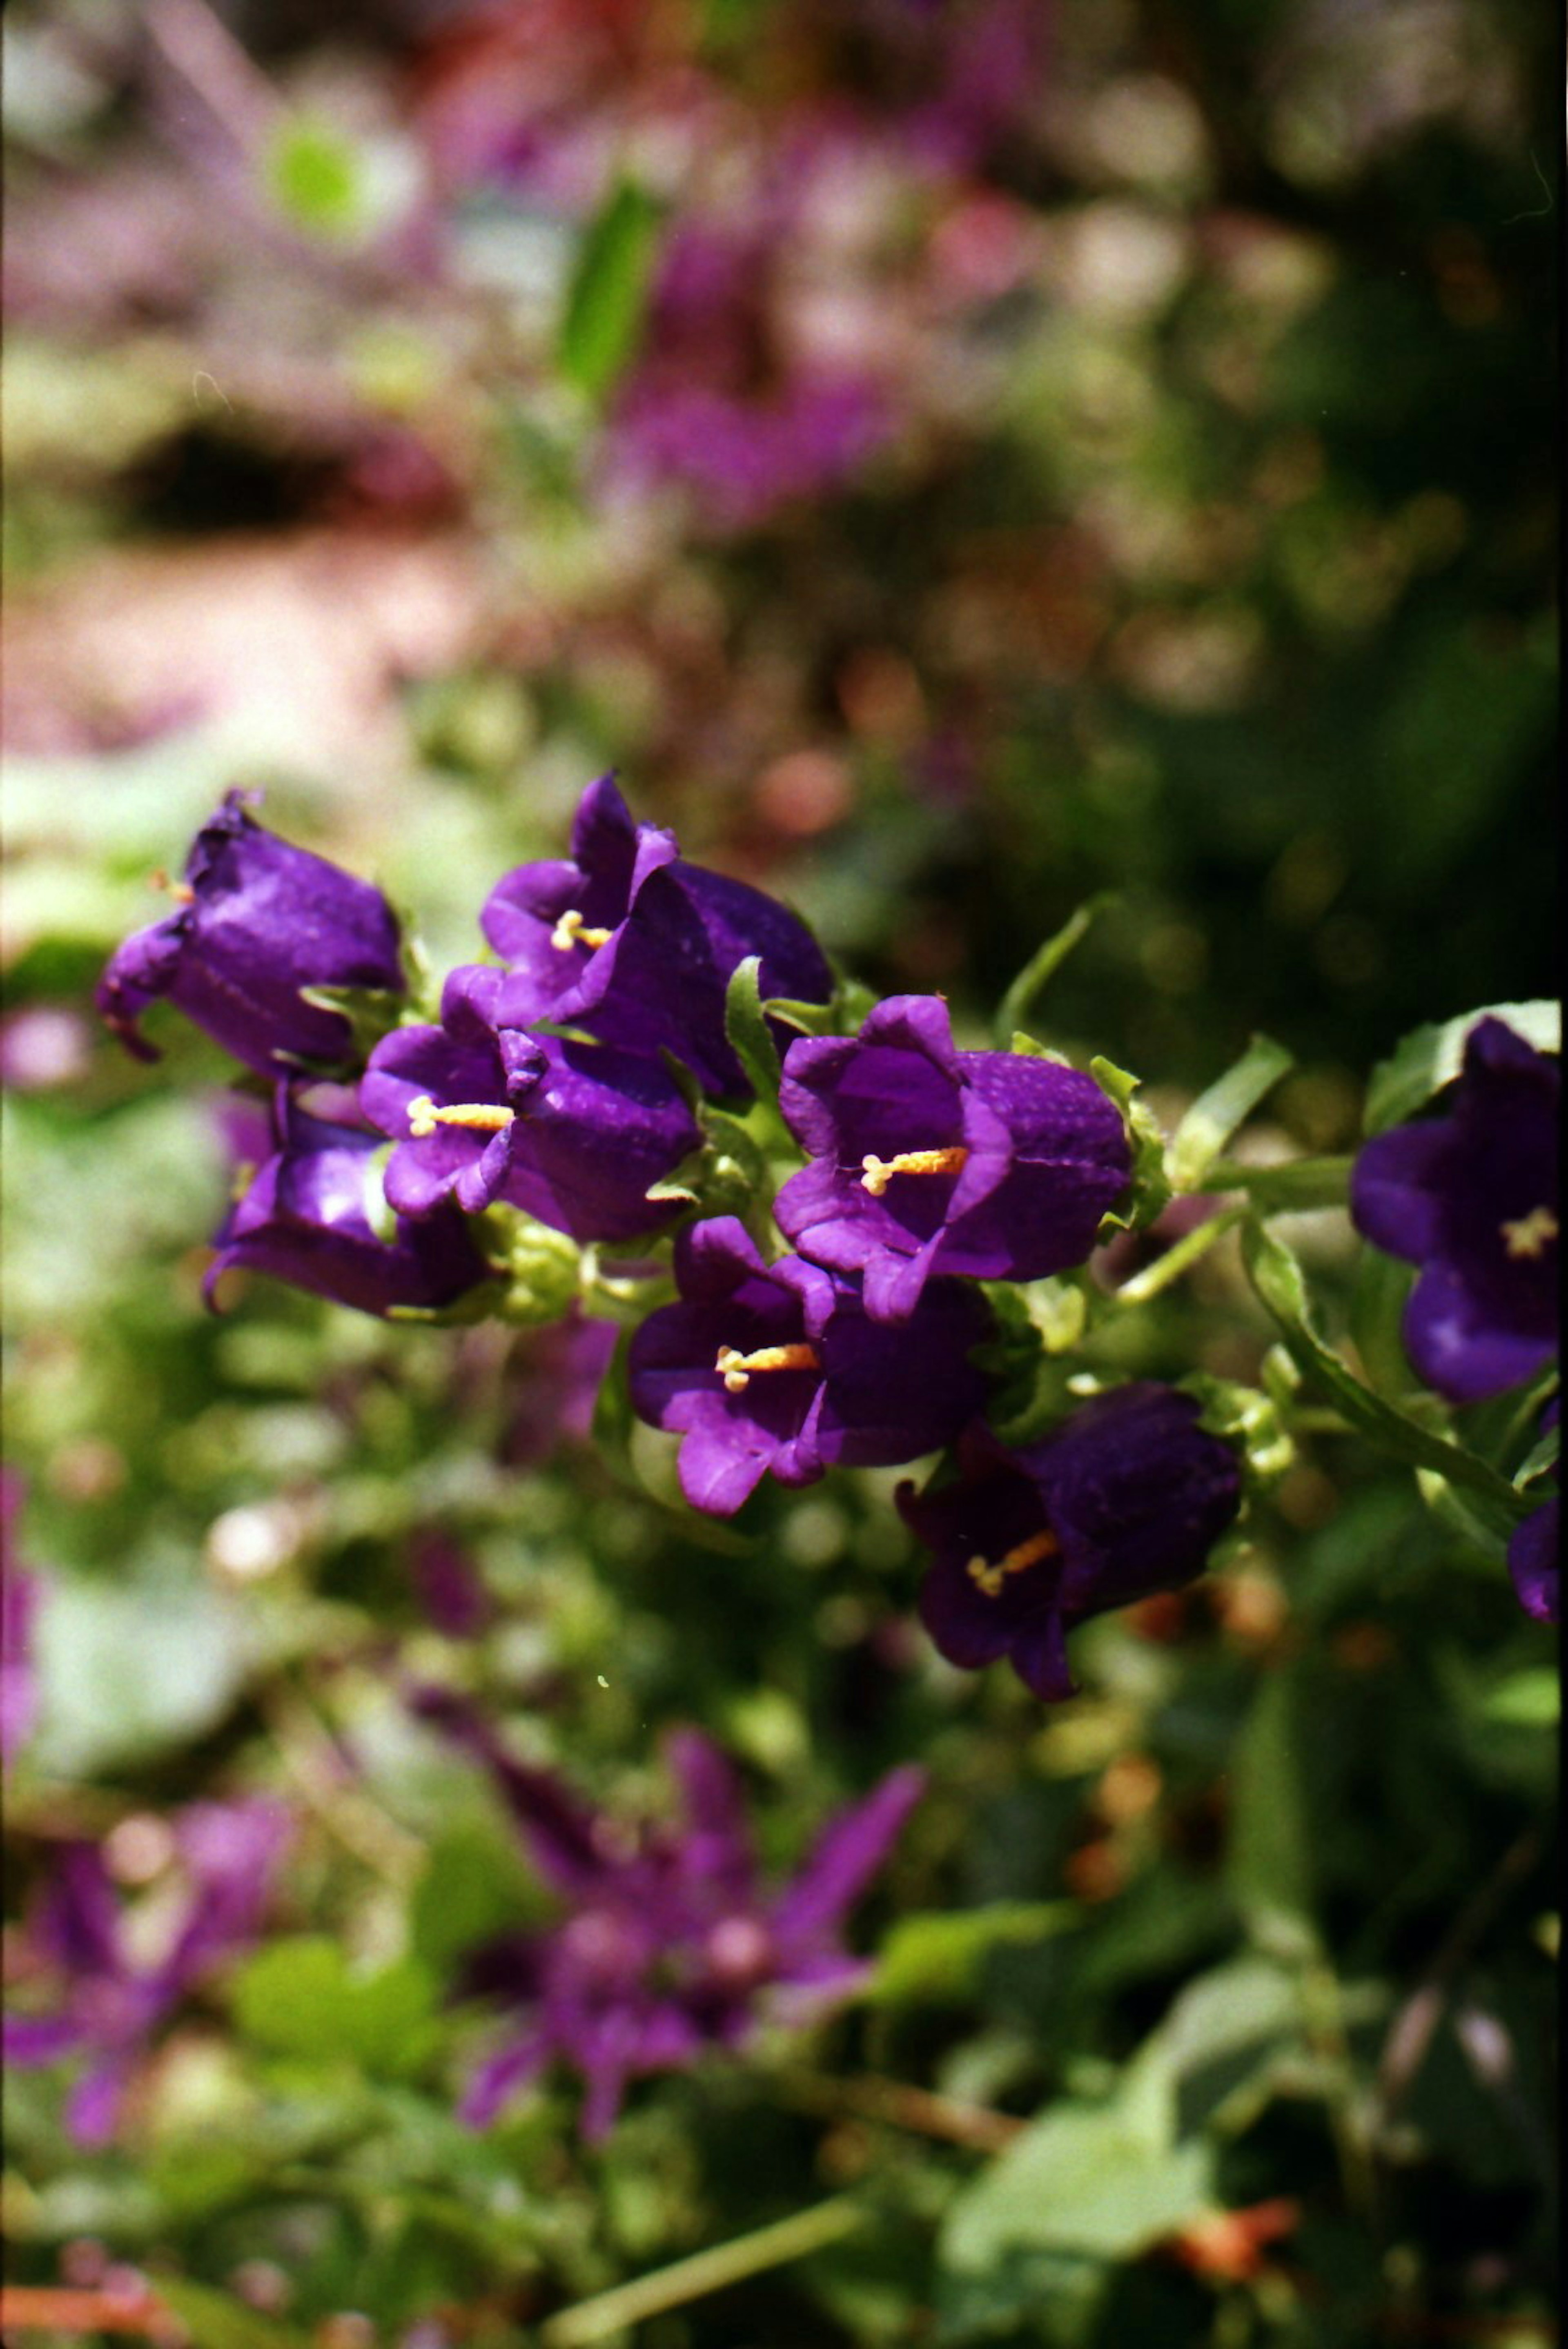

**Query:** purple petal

left=459, top=2028, right=552, bottom=2129
left=770, top=1766, right=924, bottom=1946
left=1507, top=1499, right=1559, bottom=1624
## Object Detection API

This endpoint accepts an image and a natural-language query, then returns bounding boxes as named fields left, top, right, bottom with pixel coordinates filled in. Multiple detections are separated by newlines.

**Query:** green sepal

left=994, top=892, right=1114, bottom=1048
left=488, top=1210, right=584, bottom=1326
left=362, top=1139, right=399, bottom=1246
left=763, top=971, right=878, bottom=1041
left=1183, top=1372, right=1294, bottom=1493
left=296, top=980, right=408, bottom=1064
left=724, top=955, right=784, bottom=1113
left=1006, top=1030, right=1069, bottom=1062
left=1089, top=1054, right=1172, bottom=1234
left=385, top=1279, right=508, bottom=1327
left=1167, top=1034, right=1294, bottom=1192
left=1240, top=1219, right=1529, bottom=1517
left=645, top=1102, right=771, bottom=1229
left=1363, top=999, right=1560, bottom=1135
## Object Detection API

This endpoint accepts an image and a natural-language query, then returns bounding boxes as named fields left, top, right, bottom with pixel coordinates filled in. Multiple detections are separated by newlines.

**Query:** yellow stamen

left=550, top=907, right=614, bottom=953
left=1501, top=1206, right=1558, bottom=1259
left=150, top=868, right=195, bottom=903
left=860, top=1146, right=970, bottom=1198
left=965, top=1527, right=1060, bottom=1599
left=714, top=1342, right=821, bottom=1394
left=407, top=1095, right=516, bottom=1139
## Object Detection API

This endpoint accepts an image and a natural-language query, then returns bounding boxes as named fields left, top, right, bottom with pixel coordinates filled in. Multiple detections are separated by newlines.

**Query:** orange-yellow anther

left=1501, top=1206, right=1558, bottom=1259
left=550, top=908, right=614, bottom=953
left=966, top=1526, right=1060, bottom=1599
left=407, top=1095, right=515, bottom=1139
left=150, top=868, right=195, bottom=903
left=860, top=1145, right=970, bottom=1198
left=714, top=1342, right=821, bottom=1395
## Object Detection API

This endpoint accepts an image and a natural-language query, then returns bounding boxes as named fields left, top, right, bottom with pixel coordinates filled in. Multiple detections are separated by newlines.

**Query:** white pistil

left=860, top=1145, right=970, bottom=1198
left=550, top=907, right=614, bottom=953
left=714, top=1342, right=821, bottom=1394
left=407, top=1095, right=516, bottom=1139
left=1501, top=1206, right=1558, bottom=1260
left=965, top=1527, right=1060, bottom=1600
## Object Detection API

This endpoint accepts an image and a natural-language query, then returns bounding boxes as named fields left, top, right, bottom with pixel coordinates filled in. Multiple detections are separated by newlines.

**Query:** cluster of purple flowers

left=1351, top=1014, right=1559, bottom=1623
left=99, top=774, right=1255, bottom=1702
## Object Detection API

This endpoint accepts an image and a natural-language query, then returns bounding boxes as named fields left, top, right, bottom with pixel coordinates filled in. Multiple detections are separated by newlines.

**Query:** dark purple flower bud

left=360, top=962, right=701, bottom=1244
left=97, top=791, right=405, bottom=1078
left=208, top=1085, right=490, bottom=1320
left=1508, top=1501, right=1559, bottom=1625
left=479, top=774, right=832, bottom=1095
left=775, top=995, right=1131, bottom=1322
left=627, top=1217, right=992, bottom=1514
left=898, top=1384, right=1243, bottom=1701
left=413, top=1690, right=921, bottom=2140
left=409, top=1532, right=494, bottom=1639
left=1352, top=1017, right=1559, bottom=1404
left=2, top=1468, right=40, bottom=1771
left=2, top=1800, right=291, bottom=2146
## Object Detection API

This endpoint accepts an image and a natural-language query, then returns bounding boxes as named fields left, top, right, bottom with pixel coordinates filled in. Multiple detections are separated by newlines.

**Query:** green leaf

left=231, top=1937, right=441, bottom=2078
left=558, top=179, right=662, bottom=400
left=1481, top=1670, right=1559, bottom=1728
left=154, top=2278, right=313, bottom=2349
left=995, top=894, right=1114, bottom=1046
left=1167, top=1035, right=1294, bottom=1191
left=870, top=1902, right=1080, bottom=2006
left=1088, top=1055, right=1171, bottom=1233
left=1363, top=1000, right=1560, bottom=1135
left=941, top=2102, right=1212, bottom=2272
left=1241, top=1220, right=1529, bottom=1516
left=1226, top=1663, right=1317, bottom=1948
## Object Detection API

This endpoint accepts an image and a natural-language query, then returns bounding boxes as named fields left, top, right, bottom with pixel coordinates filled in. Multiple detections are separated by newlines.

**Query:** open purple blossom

left=2, top=1801, right=292, bottom=2146
left=478, top=774, right=832, bottom=1095
left=1352, top=1017, right=1559, bottom=1404
left=97, top=791, right=404, bottom=1078
left=898, top=1384, right=1243, bottom=1701
left=628, top=1216, right=992, bottom=1514
left=775, top=995, right=1131, bottom=1323
left=1507, top=1400, right=1559, bottom=1625
left=411, top=1688, right=923, bottom=2140
left=359, top=961, right=700, bottom=1245
left=2, top=1468, right=40, bottom=1771
left=209, top=1084, right=490, bottom=1320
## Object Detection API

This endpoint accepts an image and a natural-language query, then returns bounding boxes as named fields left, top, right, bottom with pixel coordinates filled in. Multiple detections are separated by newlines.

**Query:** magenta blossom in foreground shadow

left=1352, top=1016, right=1559, bottom=1404
left=2, top=1802, right=292, bottom=2144
left=412, top=1688, right=922, bottom=2140
left=899, top=1384, right=1242, bottom=1701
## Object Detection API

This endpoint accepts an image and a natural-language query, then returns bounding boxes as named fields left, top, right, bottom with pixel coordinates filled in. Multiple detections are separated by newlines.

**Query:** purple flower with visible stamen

left=97, top=791, right=404, bottom=1078
left=411, top=1688, right=922, bottom=2141
left=479, top=774, right=832, bottom=1095
left=2, top=1801, right=292, bottom=2146
left=1352, top=1017, right=1559, bottom=1404
left=208, top=1085, right=490, bottom=1320
left=775, top=996, right=1131, bottom=1323
left=360, top=962, right=701, bottom=1245
left=628, top=1217, right=992, bottom=1514
left=898, top=1384, right=1243, bottom=1701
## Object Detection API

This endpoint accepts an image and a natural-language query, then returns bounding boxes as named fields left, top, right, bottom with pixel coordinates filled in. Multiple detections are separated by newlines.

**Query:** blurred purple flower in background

left=209, top=1084, right=491, bottom=1320
left=1508, top=1501, right=1559, bottom=1625
left=899, top=1383, right=1243, bottom=1700
left=776, top=996, right=1131, bottom=1321
left=412, top=1687, right=922, bottom=2139
left=628, top=1216, right=991, bottom=1513
left=409, top=1530, right=496, bottom=1639
left=3, top=1801, right=293, bottom=2146
left=1, top=1469, right=40, bottom=1771
left=1352, top=1016, right=1559, bottom=1403
left=97, top=791, right=405, bottom=1078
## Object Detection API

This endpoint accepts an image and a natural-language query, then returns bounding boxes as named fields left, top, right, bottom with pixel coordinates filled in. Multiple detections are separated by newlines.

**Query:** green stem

left=995, top=894, right=1114, bottom=1045
left=1203, top=1156, right=1354, bottom=1209
left=1114, top=1206, right=1247, bottom=1305
left=538, top=2196, right=867, bottom=2346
